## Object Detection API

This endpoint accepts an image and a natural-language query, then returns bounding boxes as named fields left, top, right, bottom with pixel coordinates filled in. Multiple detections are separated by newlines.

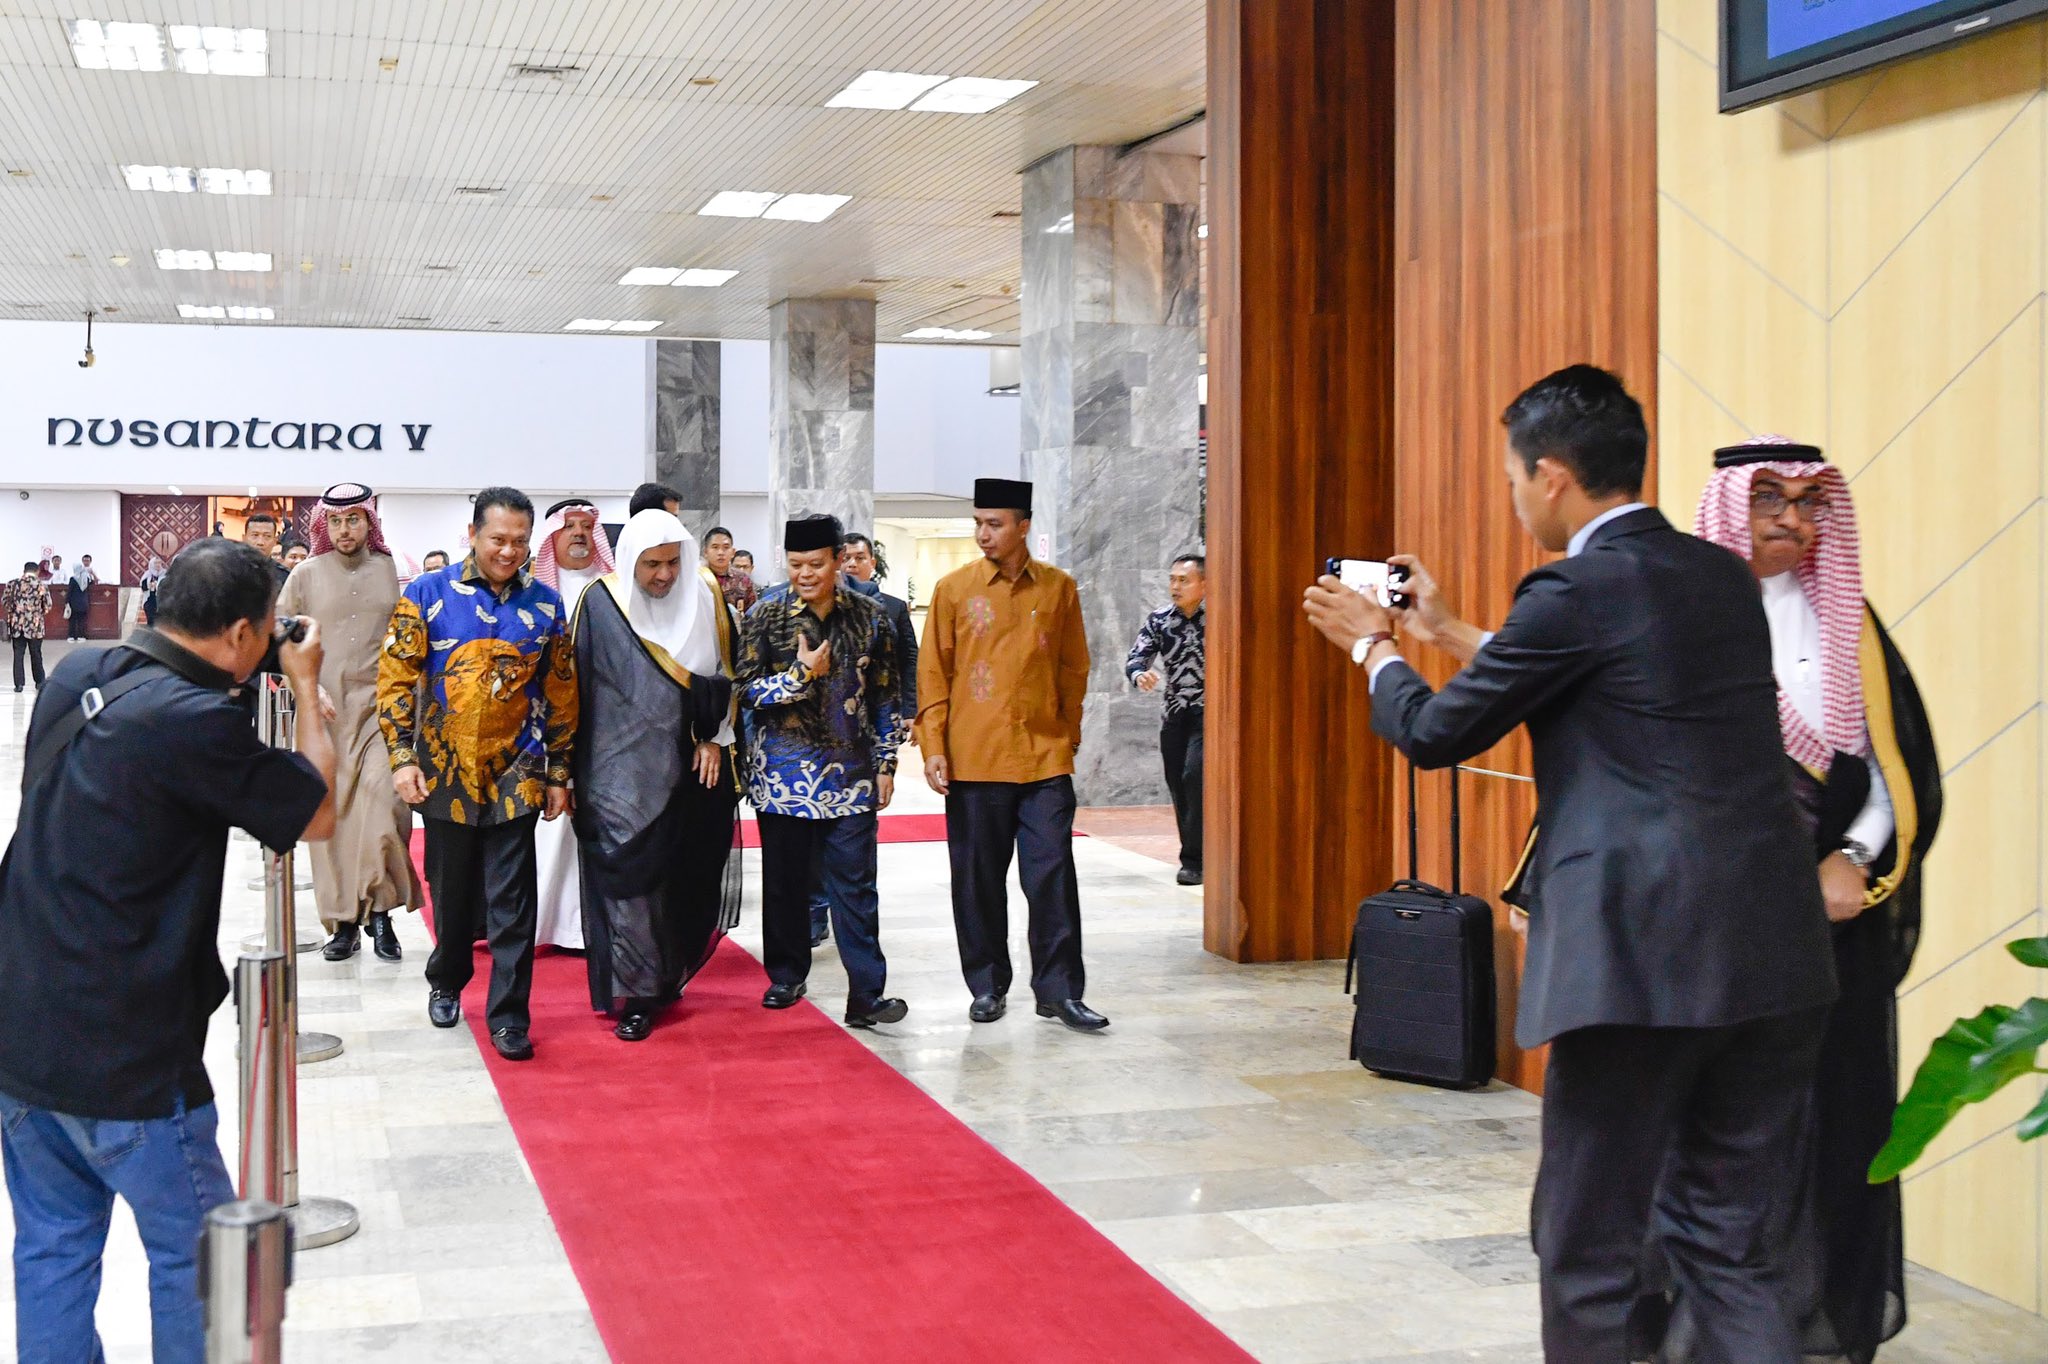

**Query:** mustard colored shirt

left=915, top=557, right=1090, bottom=784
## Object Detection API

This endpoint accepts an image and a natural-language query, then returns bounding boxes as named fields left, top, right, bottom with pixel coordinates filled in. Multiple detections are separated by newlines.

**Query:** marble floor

left=0, top=644, right=2045, bottom=1362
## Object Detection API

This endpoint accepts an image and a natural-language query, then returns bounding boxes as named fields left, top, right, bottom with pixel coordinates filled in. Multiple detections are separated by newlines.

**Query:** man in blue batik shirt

left=737, top=515, right=908, bottom=1028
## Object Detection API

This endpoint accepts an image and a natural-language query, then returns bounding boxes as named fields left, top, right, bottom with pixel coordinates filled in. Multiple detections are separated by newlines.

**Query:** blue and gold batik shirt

left=376, top=555, right=579, bottom=826
left=737, top=585, right=903, bottom=818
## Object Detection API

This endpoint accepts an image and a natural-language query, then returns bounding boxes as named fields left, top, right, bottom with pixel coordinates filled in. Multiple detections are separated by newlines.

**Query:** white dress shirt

left=1759, top=572, right=1894, bottom=854
left=1368, top=503, right=1648, bottom=691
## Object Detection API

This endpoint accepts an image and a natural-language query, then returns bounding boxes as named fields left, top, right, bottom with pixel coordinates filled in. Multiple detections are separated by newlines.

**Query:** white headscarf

left=610, top=509, right=722, bottom=677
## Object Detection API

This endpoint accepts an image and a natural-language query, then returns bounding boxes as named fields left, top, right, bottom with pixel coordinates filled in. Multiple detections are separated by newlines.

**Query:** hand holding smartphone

left=1325, top=557, right=1412, bottom=611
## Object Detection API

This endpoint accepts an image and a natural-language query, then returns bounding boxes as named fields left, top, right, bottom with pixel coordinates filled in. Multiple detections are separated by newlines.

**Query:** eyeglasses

left=1750, top=487, right=1832, bottom=523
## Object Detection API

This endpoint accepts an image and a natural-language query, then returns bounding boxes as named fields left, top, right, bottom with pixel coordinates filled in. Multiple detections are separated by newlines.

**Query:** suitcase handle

left=1405, top=761, right=1463, bottom=896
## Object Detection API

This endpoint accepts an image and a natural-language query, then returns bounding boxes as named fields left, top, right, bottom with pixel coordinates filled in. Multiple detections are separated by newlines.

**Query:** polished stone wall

left=769, top=298, right=876, bottom=542
left=1022, top=146, right=1203, bottom=805
left=650, top=339, right=721, bottom=541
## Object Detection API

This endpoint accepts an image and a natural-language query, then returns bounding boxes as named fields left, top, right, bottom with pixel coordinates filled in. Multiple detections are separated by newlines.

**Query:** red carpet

left=410, top=833, right=1250, bottom=1363
left=735, top=811, right=1089, bottom=848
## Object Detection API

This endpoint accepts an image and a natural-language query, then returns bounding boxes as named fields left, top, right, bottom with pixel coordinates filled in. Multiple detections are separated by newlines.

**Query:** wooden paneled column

left=1205, top=0, right=1399, bottom=962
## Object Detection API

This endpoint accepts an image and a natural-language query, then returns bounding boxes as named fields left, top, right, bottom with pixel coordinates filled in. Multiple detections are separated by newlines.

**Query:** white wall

left=0, top=490, right=120, bottom=573
left=716, top=493, right=776, bottom=583
left=0, top=321, right=649, bottom=494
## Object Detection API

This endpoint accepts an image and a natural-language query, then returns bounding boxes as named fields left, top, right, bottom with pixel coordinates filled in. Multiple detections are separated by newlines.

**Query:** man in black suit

left=1305, top=365, right=1837, bottom=1362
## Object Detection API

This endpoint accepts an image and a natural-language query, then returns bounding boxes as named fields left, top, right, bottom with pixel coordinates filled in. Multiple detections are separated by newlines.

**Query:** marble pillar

left=650, top=339, right=721, bottom=541
left=1022, top=145, right=1202, bottom=805
left=769, top=298, right=875, bottom=542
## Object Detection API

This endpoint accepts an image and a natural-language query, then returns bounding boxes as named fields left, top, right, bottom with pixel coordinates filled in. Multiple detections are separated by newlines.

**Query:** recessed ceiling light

left=200, top=166, right=269, bottom=194
left=698, top=190, right=781, bottom=218
left=123, top=165, right=271, bottom=195
left=109, top=254, right=129, bottom=266
left=825, top=70, right=948, bottom=110
left=566, top=319, right=661, bottom=333
left=68, top=19, right=167, bottom=72
left=904, top=326, right=994, bottom=341
left=154, top=248, right=213, bottom=271
left=166, top=25, right=267, bottom=77
left=378, top=56, right=398, bottom=72
left=229, top=305, right=272, bottom=320
left=181, top=303, right=271, bottom=320
left=213, top=251, right=272, bottom=272
left=762, top=193, right=850, bottom=223
left=618, top=267, right=680, bottom=286
left=178, top=304, right=224, bottom=318
left=910, top=77, right=1037, bottom=114
left=674, top=268, right=737, bottom=287
left=609, top=320, right=661, bottom=332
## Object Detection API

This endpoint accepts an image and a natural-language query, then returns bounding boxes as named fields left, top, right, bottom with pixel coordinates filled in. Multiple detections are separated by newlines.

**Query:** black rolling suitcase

left=1343, top=762, right=1497, bottom=1088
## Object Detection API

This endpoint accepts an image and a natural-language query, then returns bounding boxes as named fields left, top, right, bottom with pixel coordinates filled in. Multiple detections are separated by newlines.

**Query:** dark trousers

left=1535, top=1005, right=1828, bottom=1363
left=421, top=814, right=540, bottom=1033
left=1161, top=708, right=1204, bottom=873
left=65, top=591, right=87, bottom=639
left=945, top=776, right=1085, bottom=1004
left=758, top=810, right=887, bottom=1009
left=11, top=636, right=44, bottom=690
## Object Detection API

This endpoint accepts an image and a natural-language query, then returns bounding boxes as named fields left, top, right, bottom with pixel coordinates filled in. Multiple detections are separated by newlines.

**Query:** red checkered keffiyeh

left=1693, top=435, right=1866, bottom=772
left=532, top=499, right=615, bottom=591
left=307, top=483, right=393, bottom=557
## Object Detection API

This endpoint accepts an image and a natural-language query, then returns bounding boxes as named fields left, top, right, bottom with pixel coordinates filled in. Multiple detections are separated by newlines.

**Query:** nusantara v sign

left=47, top=416, right=433, bottom=452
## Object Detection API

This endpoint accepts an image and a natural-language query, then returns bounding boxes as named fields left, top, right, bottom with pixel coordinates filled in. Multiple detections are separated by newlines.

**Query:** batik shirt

left=3, top=575, right=50, bottom=639
left=737, top=586, right=903, bottom=818
left=376, top=553, right=578, bottom=826
left=714, top=567, right=759, bottom=615
left=1125, top=604, right=1206, bottom=718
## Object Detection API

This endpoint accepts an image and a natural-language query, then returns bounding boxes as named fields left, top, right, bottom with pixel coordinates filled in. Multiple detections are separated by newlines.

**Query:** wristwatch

left=1839, top=838, right=1876, bottom=871
left=1351, top=631, right=1395, bottom=667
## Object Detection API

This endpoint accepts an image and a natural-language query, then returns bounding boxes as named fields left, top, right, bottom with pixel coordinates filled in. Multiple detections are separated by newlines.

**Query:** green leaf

left=2010, top=936, right=2048, bottom=969
left=1974, top=997, right=2048, bottom=1074
left=1870, top=1005, right=2022, bottom=1183
left=2021, top=1088, right=2048, bottom=1143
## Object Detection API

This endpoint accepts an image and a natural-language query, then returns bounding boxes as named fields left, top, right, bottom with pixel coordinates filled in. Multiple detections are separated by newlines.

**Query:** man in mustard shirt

left=916, top=478, right=1107, bottom=1033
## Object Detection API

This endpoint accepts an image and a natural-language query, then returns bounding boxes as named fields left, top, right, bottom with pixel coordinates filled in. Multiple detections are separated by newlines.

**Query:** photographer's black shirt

left=0, top=637, right=326, bottom=1120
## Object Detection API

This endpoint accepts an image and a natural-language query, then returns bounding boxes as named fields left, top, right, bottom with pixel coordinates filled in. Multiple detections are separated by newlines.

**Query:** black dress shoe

left=367, top=911, right=402, bottom=962
left=491, top=1028, right=535, bottom=1061
left=321, top=922, right=361, bottom=961
left=968, top=993, right=1007, bottom=1023
left=1176, top=868, right=1203, bottom=886
left=844, top=997, right=909, bottom=1029
left=614, top=1012, right=653, bottom=1042
left=427, top=990, right=461, bottom=1028
left=762, top=982, right=807, bottom=1009
left=1038, top=999, right=1110, bottom=1032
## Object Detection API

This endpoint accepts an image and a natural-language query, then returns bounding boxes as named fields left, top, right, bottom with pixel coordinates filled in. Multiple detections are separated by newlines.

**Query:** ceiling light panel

left=673, top=268, right=737, bottom=287
left=566, top=319, right=662, bottom=333
left=911, top=77, right=1039, bottom=114
left=698, top=191, right=781, bottom=218
left=153, top=248, right=213, bottom=271
left=177, top=303, right=223, bottom=318
left=67, top=20, right=165, bottom=71
left=904, top=327, right=994, bottom=341
left=167, top=25, right=267, bottom=77
left=617, top=267, right=679, bottom=286
left=825, top=70, right=948, bottom=110
left=762, top=193, right=850, bottom=223
left=198, top=167, right=270, bottom=194
left=123, top=165, right=270, bottom=194
left=213, top=251, right=272, bottom=272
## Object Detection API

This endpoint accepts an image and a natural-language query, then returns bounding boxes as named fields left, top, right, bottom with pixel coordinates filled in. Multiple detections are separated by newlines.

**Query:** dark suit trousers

left=758, top=811, right=887, bottom=1009
left=11, top=637, right=43, bottom=690
left=1535, top=1005, right=1828, bottom=1363
left=421, top=814, right=540, bottom=1033
left=1160, top=709, right=1203, bottom=873
left=945, top=777, right=1085, bottom=1005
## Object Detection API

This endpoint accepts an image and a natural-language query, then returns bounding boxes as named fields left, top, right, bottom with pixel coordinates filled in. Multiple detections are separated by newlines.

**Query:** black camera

left=274, top=615, right=308, bottom=644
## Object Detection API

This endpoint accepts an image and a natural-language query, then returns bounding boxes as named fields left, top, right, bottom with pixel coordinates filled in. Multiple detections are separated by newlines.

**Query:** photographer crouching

left=0, top=537, right=335, bottom=1364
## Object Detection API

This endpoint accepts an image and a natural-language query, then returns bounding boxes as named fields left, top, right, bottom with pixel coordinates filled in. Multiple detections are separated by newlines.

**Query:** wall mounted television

left=1722, top=0, right=2048, bottom=111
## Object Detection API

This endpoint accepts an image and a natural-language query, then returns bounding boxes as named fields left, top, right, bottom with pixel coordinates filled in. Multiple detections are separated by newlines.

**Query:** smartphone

left=1325, top=557, right=1412, bottom=610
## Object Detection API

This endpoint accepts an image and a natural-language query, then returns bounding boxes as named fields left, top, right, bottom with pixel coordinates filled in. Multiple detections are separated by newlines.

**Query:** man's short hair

left=423, top=549, right=448, bottom=565
left=156, top=539, right=278, bottom=638
left=630, top=482, right=682, bottom=516
left=1171, top=553, right=1206, bottom=573
left=706, top=526, right=734, bottom=544
left=21, top=561, right=37, bottom=573
left=842, top=533, right=873, bottom=552
left=1499, top=364, right=1647, bottom=499
left=244, top=512, right=278, bottom=530
left=472, top=486, right=535, bottom=530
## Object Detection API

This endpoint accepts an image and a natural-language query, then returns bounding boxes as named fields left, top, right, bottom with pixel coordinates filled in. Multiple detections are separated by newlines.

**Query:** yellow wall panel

left=1829, top=104, right=2043, bottom=468
left=1828, top=25, right=2046, bottom=310
left=1660, top=17, right=2048, bottom=1315
left=1659, top=201, right=1829, bottom=437
left=1886, top=508, right=2042, bottom=763
left=1902, top=1119, right=2044, bottom=1311
left=1851, top=301, right=2043, bottom=611
left=1659, top=35, right=1829, bottom=310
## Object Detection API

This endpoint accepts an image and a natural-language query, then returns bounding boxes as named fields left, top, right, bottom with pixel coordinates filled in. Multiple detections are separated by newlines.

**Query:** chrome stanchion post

left=242, top=678, right=318, bottom=943
left=201, top=1199, right=290, bottom=1364
left=235, top=953, right=288, bottom=1204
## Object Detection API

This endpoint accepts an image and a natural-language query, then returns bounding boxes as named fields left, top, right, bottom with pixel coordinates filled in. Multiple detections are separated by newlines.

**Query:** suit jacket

left=847, top=577, right=918, bottom=716
left=1371, top=507, right=1837, bottom=1047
